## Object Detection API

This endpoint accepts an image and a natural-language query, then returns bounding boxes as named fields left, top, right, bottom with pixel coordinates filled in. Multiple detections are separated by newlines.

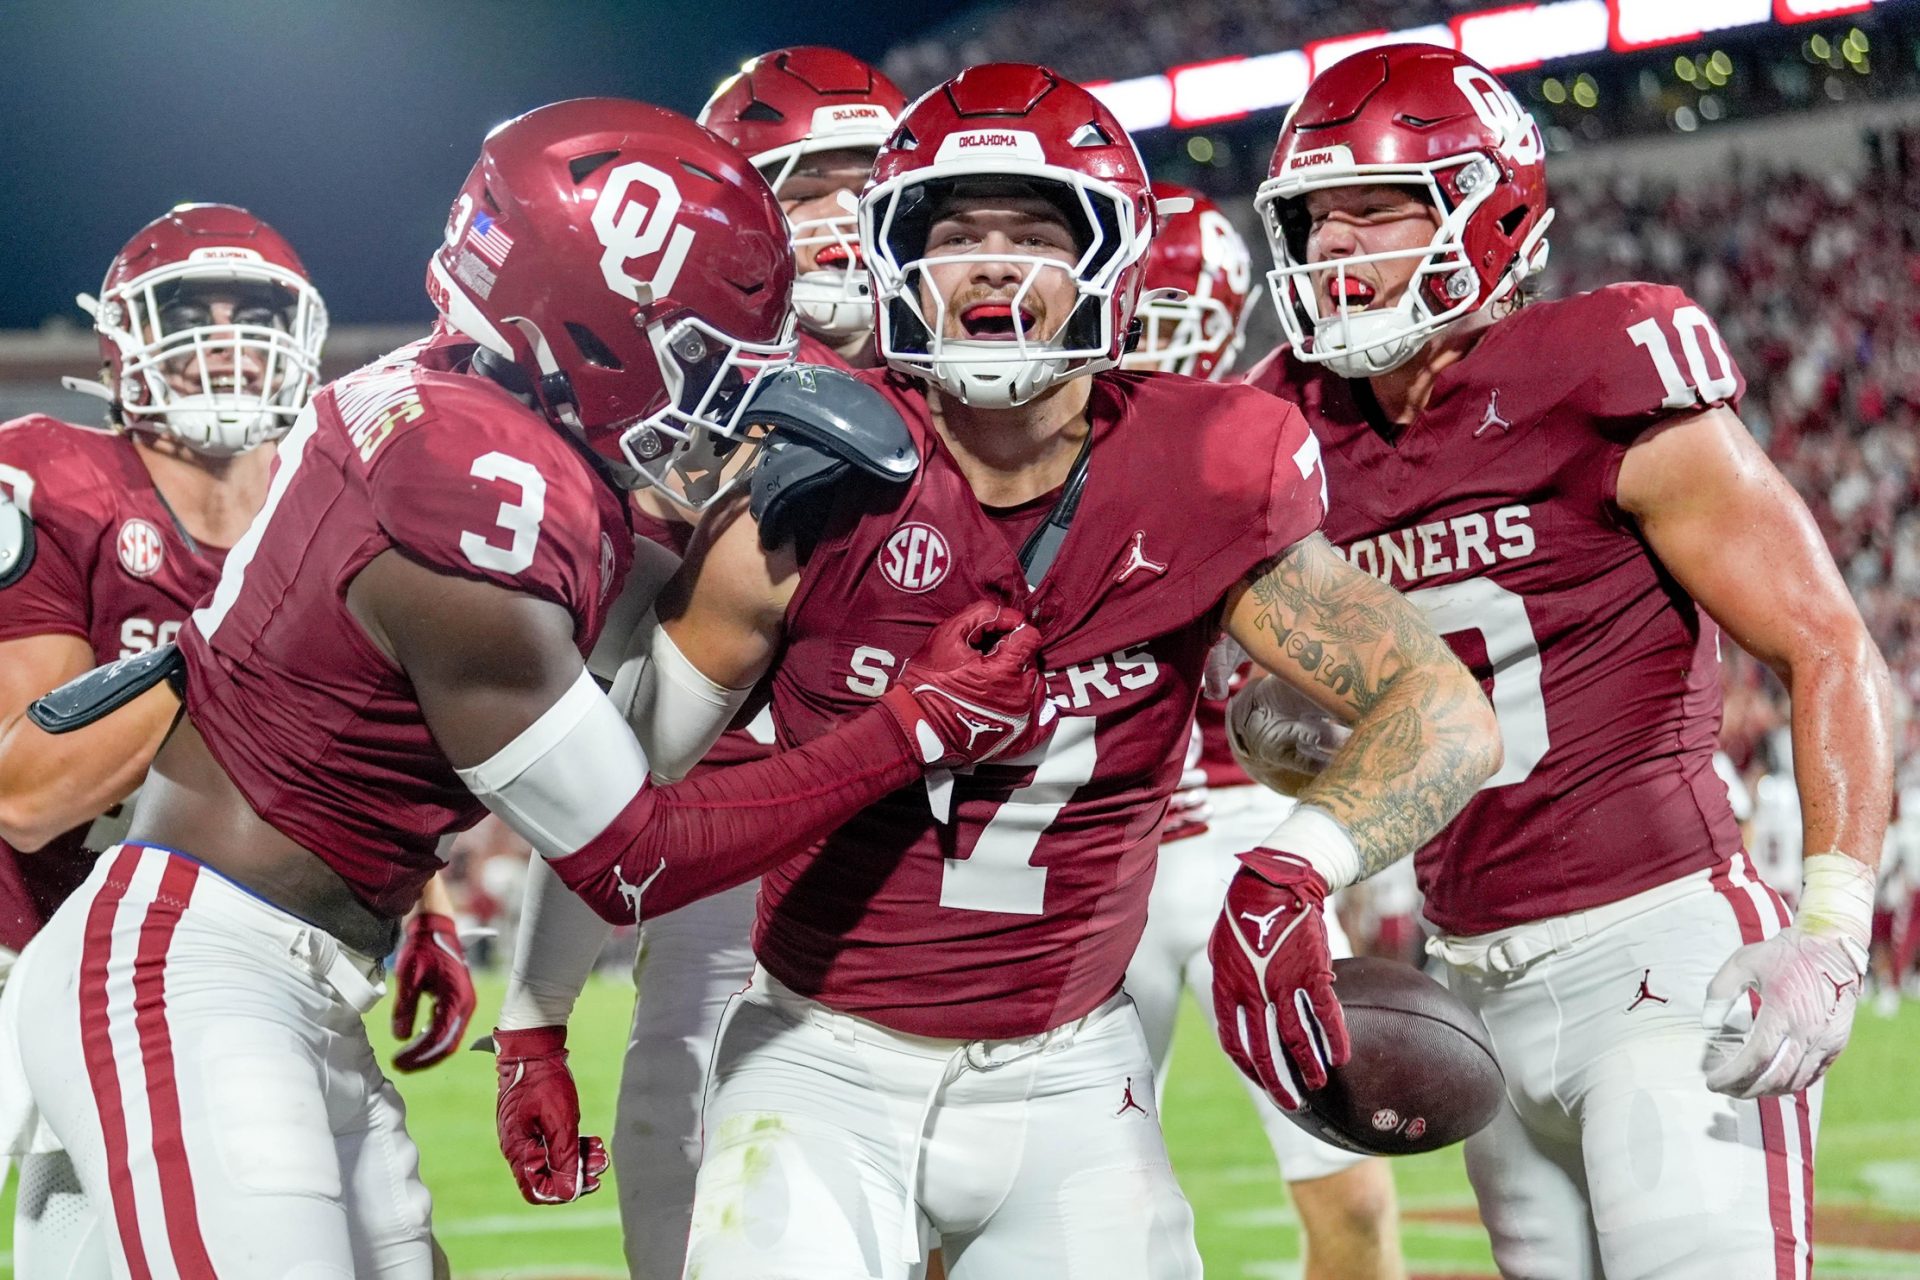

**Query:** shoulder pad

left=743, top=364, right=918, bottom=480
left=0, top=483, right=33, bottom=589
left=745, top=364, right=918, bottom=550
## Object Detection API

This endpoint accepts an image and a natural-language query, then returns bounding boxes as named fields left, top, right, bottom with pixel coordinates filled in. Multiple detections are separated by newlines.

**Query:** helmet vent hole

left=568, top=151, right=621, bottom=184
left=1068, top=122, right=1111, bottom=148
left=480, top=186, right=502, bottom=214
left=894, top=127, right=919, bottom=151
left=1397, top=114, right=1445, bottom=128
left=565, top=323, right=624, bottom=371
left=680, top=159, right=721, bottom=183
left=1498, top=205, right=1529, bottom=236
left=739, top=100, right=784, bottom=123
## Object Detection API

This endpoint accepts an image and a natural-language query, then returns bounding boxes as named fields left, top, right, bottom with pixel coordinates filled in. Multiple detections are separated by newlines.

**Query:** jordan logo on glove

left=1239, top=904, right=1289, bottom=950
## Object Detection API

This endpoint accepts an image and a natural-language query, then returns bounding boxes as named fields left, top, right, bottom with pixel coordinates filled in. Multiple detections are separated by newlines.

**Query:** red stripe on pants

left=1710, top=857, right=1798, bottom=1280
left=78, top=846, right=154, bottom=1280
left=133, top=855, right=218, bottom=1277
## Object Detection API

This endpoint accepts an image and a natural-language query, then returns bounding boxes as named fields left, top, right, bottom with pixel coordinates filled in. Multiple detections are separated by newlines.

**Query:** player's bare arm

left=1616, top=405, right=1893, bottom=876
left=0, top=632, right=178, bottom=851
left=1227, top=532, right=1503, bottom=877
left=652, top=487, right=800, bottom=688
left=1618, top=404, right=1892, bottom=1097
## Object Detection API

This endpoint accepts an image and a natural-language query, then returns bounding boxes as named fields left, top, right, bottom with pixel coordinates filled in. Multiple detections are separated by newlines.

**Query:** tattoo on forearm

left=1245, top=535, right=1501, bottom=877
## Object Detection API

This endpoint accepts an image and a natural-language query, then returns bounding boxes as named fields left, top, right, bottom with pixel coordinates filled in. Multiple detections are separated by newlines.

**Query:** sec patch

left=117, top=517, right=166, bottom=578
left=878, top=522, right=949, bottom=593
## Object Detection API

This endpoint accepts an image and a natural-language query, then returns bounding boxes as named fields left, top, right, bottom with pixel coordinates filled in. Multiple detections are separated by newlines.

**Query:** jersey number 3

left=459, top=452, right=547, bottom=575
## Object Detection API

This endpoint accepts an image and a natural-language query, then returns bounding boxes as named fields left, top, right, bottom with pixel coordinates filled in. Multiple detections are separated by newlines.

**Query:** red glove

left=390, top=912, right=476, bottom=1073
left=494, top=1026, right=609, bottom=1204
left=1209, top=848, right=1350, bottom=1110
left=879, top=601, right=1050, bottom=768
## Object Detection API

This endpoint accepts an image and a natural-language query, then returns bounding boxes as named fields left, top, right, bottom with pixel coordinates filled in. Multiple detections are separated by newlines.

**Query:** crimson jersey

left=0, top=418, right=229, bottom=950
left=1245, top=283, right=1746, bottom=935
left=758, top=369, right=1325, bottom=1038
left=180, top=335, right=633, bottom=918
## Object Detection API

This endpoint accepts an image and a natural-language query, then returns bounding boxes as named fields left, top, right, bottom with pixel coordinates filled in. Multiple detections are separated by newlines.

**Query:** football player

left=1237, top=44, right=1892, bottom=1280
left=497, top=65, right=1499, bottom=1279
left=3, top=99, right=1047, bottom=1277
left=498, top=50, right=909, bottom=1277
left=1116, top=184, right=1405, bottom=1280
left=0, top=203, right=337, bottom=1277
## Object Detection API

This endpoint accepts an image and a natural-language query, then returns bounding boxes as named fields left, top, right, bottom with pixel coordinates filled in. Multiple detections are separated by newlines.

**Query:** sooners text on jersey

left=1245, top=282, right=1745, bottom=935
left=0, top=417, right=227, bottom=950
left=759, top=368, right=1325, bottom=1038
left=180, top=334, right=633, bottom=918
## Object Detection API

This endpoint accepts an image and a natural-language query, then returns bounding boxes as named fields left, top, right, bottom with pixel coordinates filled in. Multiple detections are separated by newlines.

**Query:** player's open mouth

left=1327, top=276, right=1377, bottom=313
left=960, top=301, right=1034, bottom=340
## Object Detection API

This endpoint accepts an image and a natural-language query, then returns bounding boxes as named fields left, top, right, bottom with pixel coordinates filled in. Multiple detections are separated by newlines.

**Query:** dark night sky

left=0, top=0, right=969, bottom=328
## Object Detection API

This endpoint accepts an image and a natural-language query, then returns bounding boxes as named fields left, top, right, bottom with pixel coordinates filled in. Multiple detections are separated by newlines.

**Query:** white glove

left=1226, top=675, right=1350, bottom=798
left=1701, top=853, right=1874, bottom=1099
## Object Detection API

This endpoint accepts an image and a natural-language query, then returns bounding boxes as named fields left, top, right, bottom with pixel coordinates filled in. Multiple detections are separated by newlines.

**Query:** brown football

left=1282, top=956, right=1505, bottom=1156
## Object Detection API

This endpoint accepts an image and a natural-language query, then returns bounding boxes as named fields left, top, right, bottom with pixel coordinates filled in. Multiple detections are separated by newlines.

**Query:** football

left=1282, top=956, right=1505, bottom=1156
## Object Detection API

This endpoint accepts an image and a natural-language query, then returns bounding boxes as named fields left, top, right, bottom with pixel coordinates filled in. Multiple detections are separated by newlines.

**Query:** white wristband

left=1796, top=852, right=1875, bottom=950
left=1261, top=803, right=1364, bottom=893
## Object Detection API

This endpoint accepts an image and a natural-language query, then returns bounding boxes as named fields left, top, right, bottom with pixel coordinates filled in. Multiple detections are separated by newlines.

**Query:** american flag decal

left=467, top=211, right=515, bottom=267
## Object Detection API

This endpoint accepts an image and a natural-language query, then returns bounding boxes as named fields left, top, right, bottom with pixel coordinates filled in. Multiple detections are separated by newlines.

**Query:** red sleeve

left=0, top=427, right=94, bottom=644
left=365, top=413, right=605, bottom=618
left=551, top=704, right=920, bottom=923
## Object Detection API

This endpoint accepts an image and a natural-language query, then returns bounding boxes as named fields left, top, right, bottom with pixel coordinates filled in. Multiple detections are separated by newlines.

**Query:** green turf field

left=5, top=975, right=1918, bottom=1278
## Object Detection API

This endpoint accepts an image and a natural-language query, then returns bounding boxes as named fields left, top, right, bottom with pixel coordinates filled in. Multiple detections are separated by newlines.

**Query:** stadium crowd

left=881, top=0, right=1481, bottom=90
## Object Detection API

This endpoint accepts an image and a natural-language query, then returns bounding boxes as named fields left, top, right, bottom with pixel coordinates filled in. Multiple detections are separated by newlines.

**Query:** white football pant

left=1432, top=853, right=1819, bottom=1280
left=1125, top=782, right=1371, bottom=1185
left=11, top=844, right=436, bottom=1279
left=684, top=966, right=1203, bottom=1280
left=2, top=942, right=111, bottom=1279
left=614, top=877, right=759, bottom=1280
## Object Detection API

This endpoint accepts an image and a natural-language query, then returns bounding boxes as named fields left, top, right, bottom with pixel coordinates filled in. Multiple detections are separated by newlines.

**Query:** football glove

left=493, top=1026, right=609, bottom=1204
left=1210, top=848, right=1350, bottom=1109
left=879, top=600, right=1052, bottom=769
left=390, top=911, right=476, bottom=1073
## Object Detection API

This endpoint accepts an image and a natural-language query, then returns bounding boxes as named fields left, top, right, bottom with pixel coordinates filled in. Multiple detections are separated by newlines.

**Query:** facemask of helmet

left=87, top=256, right=326, bottom=455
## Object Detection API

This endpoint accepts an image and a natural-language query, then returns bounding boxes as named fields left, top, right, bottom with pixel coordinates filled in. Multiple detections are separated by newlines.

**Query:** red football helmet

left=428, top=98, right=797, bottom=510
left=700, top=47, right=907, bottom=342
left=1257, top=44, right=1552, bottom=377
left=859, top=63, right=1157, bottom=407
left=71, top=204, right=327, bottom=455
left=1123, top=182, right=1257, bottom=381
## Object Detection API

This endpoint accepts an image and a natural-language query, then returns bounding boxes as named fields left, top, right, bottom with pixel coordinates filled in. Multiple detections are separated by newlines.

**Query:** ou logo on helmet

left=1453, top=67, right=1543, bottom=167
left=1198, top=210, right=1251, bottom=297
left=592, top=162, right=697, bottom=303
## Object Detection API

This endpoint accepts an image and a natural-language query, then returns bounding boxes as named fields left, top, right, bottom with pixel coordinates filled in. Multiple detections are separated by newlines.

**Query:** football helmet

left=700, top=47, right=906, bottom=342
left=428, top=98, right=797, bottom=511
left=70, top=204, right=327, bottom=455
left=1257, top=44, right=1553, bottom=378
left=859, top=63, right=1157, bottom=407
left=1123, top=182, right=1257, bottom=381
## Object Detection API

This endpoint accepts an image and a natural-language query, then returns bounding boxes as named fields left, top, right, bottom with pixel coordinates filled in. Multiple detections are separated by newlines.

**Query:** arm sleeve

left=498, top=855, right=613, bottom=1031
left=550, top=704, right=919, bottom=924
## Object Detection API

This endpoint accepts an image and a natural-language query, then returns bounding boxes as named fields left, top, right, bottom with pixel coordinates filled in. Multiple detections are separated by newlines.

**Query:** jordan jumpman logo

left=1116, top=1077, right=1148, bottom=1116
left=1626, top=968, right=1669, bottom=1012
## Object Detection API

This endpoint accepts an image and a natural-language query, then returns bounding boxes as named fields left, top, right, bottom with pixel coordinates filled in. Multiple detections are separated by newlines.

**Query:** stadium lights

left=1086, top=0, right=1900, bottom=131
